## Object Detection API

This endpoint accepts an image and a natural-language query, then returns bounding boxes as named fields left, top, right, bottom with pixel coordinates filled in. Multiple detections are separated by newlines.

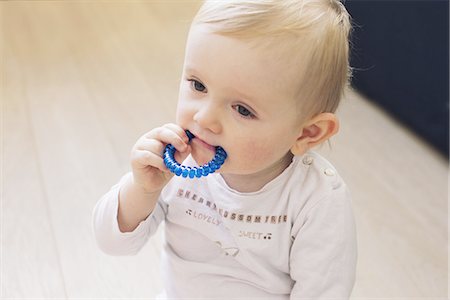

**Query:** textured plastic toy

left=163, top=130, right=227, bottom=178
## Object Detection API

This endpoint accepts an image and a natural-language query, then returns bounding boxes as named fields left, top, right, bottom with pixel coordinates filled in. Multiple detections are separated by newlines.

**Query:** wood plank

left=2, top=22, right=66, bottom=297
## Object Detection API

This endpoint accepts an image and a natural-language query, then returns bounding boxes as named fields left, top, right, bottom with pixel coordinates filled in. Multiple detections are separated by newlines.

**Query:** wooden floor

left=2, top=1, right=448, bottom=299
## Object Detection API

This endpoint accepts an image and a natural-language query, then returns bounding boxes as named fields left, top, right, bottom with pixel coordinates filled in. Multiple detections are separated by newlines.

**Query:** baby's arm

left=93, top=173, right=166, bottom=255
left=93, top=123, right=191, bottom=255
left=117, top=123, right=191, bottom=232
left=289, top=183, right=357, bottom=299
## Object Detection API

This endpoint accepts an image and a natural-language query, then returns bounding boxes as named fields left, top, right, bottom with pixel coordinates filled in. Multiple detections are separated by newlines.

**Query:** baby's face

left=176, top=24, right=306, bottom=176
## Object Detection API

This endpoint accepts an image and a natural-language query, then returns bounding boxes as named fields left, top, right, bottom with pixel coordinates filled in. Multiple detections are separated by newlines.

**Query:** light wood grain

left=3, top=45, right=66, bottom=298
left=2, top=1, right=447, bottom=299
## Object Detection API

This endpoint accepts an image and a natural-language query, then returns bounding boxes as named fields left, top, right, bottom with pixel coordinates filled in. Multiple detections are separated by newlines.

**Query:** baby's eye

left=233, top=105, right=255, bottom=119
left=189, top=79, right=207, bottom=92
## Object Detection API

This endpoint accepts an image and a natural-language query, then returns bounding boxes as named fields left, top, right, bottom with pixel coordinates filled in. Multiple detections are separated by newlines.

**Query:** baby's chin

left=190, top=145, right=216, bottom=166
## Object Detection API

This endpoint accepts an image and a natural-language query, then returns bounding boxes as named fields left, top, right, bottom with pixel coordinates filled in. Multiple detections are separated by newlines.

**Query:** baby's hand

left=130, top=123, right=191, bottom=193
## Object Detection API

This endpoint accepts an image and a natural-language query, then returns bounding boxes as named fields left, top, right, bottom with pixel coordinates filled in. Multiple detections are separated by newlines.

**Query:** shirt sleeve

left=92, top=172, right=167, bottom=256
left=289, top=182, right=357, bottom=300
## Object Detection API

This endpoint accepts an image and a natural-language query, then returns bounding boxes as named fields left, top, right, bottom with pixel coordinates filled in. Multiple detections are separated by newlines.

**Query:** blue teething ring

left=163, top=130, right=227, bottom=178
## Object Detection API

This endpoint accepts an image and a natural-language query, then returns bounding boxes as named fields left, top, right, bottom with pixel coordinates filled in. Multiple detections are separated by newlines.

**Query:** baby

left=93, top=0, right=357, bottom=299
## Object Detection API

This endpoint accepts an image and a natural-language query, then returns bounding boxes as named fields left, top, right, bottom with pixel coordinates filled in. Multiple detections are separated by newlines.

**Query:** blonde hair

left=193, top=0, right=352, bottom=121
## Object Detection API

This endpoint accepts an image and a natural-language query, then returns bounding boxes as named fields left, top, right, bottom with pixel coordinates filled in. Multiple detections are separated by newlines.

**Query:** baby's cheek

left=175, top=106, right=189, bottom=126
left=235, top=140, right=277, bottom=169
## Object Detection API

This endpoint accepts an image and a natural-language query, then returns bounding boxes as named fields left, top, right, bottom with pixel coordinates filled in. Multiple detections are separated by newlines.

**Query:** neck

left=220, top=153, right=294, bottom=193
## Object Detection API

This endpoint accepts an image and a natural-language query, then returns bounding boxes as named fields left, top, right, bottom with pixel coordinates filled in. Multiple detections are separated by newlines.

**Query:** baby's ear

left=290, top=113, right=340, bottom=155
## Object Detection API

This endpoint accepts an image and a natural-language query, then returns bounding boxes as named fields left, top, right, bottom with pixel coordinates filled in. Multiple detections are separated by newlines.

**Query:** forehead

left=184, top=24, right=306, bottom=107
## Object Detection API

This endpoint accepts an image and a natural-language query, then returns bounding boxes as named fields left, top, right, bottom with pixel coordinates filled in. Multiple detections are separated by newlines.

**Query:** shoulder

left=291, top=150, right=346, bottom=192
left=288, top=151, right=351, bottom=219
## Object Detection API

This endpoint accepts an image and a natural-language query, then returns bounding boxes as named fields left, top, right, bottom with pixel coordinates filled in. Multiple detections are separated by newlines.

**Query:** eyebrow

left=232, top=87, right=257, bottom=104
left=184, top=66, right=199, bottom=76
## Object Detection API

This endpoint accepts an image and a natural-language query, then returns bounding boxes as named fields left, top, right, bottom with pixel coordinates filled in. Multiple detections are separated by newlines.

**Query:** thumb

left=174, top=144, right=192, bottom=165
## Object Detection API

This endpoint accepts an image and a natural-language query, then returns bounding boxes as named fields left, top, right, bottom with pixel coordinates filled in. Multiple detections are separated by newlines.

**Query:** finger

left=135, top=138, right=165, bottom=155
left=144, top=123, right=189, bottom=144
left=131, top=149, right=168, bottom=172
left=174, top=144, right=192, bottom=164
left=144, top=126, right=188, bottom=152
left=162, top=123, right=190, bottom=143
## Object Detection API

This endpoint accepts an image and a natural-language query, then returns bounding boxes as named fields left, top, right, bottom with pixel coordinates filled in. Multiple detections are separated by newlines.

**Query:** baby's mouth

left=190, top=137, right=216, bottom=165
left=191, top=137, right=216, bottom=152
left=164, top=130, right=227, bottom=178
left=185, top=130, right=227, bottom=168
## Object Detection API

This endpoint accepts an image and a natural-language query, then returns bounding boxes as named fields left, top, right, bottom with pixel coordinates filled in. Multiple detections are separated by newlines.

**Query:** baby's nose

left=193, top=104, right=222, bottom=134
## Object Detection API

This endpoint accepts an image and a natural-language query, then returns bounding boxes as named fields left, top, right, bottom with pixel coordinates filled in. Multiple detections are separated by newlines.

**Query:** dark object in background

left=346, top=0, right=449, bottom=158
